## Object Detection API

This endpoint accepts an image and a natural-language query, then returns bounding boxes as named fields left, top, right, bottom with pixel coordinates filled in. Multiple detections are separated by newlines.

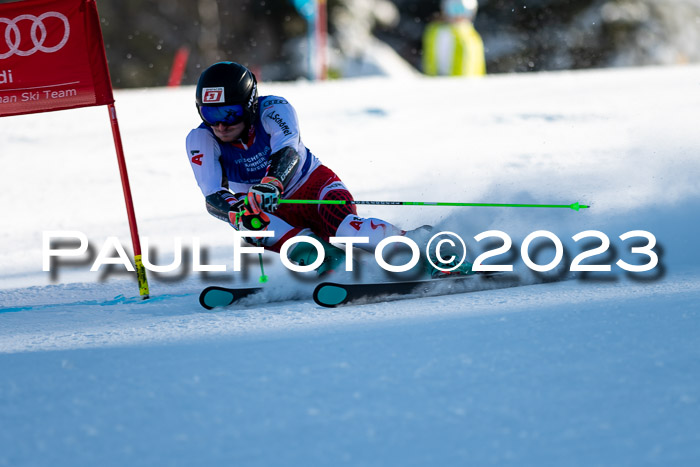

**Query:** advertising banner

left=0, top=0, right=113, bottom=117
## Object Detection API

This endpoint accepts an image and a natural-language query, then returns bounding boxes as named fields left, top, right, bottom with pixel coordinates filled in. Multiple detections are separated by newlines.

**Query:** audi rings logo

left=0, top=12, right=70, bottom=59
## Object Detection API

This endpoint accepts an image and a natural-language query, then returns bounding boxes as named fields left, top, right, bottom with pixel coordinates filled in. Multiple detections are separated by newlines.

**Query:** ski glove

left=227, top=197, right=247, bottom=227
left=247, top=176, right=284, bottom=214
left=226, top=196, right=271, bottom=231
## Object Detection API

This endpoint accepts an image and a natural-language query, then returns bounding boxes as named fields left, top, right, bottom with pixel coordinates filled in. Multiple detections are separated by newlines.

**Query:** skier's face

left=211, top=121, right=245, bottom=142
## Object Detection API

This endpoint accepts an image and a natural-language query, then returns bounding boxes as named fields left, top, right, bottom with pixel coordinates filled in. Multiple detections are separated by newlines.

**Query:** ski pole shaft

left=279, top=199, right=590, bottom=211
left=257, top=253, right=268, bottom=283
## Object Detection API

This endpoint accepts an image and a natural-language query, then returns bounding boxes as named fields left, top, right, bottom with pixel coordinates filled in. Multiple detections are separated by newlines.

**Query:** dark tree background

left=380, top=0, right=700, bottom=73
left=2, top=0, right=698, bottom=87
left=94, top=0, right=307, bottom=87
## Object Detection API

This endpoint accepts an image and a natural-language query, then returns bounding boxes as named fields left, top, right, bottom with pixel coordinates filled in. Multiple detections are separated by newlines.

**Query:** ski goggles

left=199, top=104, right=246, bottom=126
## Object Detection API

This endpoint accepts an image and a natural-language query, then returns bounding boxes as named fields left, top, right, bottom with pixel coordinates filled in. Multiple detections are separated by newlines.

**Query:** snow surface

left=1, top=65, right=700, bottom=465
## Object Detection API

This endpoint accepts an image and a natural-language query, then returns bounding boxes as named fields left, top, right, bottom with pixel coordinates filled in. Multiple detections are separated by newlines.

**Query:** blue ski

left=199, top=286, right=262, bottom=310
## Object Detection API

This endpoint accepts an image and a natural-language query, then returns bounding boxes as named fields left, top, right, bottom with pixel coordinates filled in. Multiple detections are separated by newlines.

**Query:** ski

left=313, top=273, right=507, bottom=308
left=199, top=274, right=561, bottom=309
left=199, top=285, right=263, bottom=310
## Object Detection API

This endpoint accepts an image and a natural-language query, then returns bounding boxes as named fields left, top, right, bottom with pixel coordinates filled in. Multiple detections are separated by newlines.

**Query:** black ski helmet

left=196, top=62, right=258, bottom=126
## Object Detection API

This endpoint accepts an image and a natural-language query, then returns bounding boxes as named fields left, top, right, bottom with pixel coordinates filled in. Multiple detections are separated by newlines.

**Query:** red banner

left=0, top=0, right=113, bottom=117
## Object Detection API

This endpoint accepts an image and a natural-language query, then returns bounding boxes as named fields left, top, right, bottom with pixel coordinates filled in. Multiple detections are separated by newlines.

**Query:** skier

left=422, top=0, right=486, bottom=77
left=186, top=61, right=470, bottom=276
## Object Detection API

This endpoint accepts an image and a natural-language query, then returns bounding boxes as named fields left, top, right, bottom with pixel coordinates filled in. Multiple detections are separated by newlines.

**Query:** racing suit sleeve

left=259, top=96, right=306, bottom=155
left=258, top=97, right=317, bottom=194
left=186, top=127, right=241, bottom=222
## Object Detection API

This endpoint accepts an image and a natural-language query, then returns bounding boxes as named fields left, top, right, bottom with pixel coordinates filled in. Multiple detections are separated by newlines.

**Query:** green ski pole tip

left=257, top=252, right=267, bottom=283
left=570, top=202, right=590, bottom=211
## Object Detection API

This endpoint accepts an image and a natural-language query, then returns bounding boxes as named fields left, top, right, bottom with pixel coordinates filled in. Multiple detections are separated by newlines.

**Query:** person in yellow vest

left=422, top=0, right=486, bottom=76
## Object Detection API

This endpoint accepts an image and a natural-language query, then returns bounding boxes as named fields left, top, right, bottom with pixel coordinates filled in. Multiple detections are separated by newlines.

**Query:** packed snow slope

left=1, top=65, right=700, bottom=466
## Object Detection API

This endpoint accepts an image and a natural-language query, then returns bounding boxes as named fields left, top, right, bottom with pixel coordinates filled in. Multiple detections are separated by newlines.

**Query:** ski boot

left=425, top=254, right=474, bottom=278
left=287, top=233, right=347, bottom=277
left=403, top=225, right=474, bottom=278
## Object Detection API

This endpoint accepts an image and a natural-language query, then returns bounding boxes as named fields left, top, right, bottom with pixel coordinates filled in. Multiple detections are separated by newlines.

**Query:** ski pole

left=279, top=200, right=590, bottom=211
left=257, top=253, right=268, bottom=283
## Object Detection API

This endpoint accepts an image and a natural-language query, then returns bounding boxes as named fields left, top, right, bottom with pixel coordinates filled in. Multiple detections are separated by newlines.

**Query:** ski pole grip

left=241, top=212, right=270, bottom=231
